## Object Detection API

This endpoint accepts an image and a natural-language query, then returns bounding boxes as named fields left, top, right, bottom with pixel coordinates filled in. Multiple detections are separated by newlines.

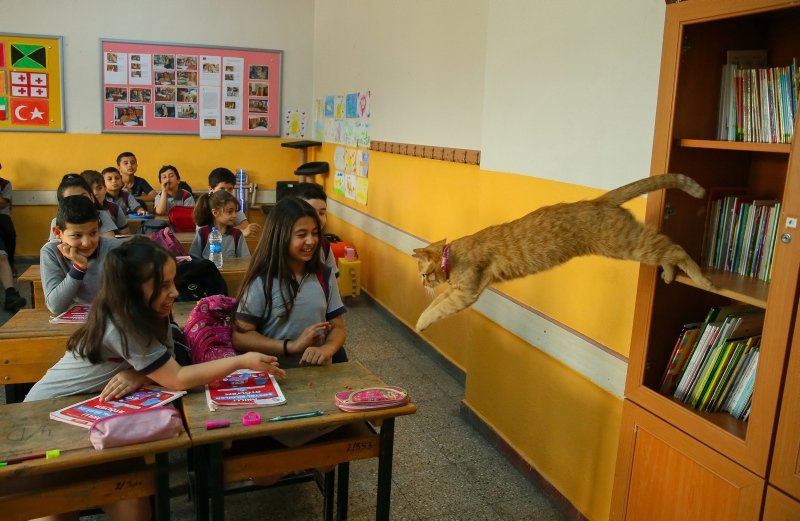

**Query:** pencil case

left=89, top=407, right=182, bottom=449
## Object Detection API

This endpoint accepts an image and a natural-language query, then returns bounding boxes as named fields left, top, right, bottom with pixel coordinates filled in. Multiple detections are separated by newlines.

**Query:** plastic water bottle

left=235, top=168, right=248, bottom=212
left=209, top=226, right=224, bottom=268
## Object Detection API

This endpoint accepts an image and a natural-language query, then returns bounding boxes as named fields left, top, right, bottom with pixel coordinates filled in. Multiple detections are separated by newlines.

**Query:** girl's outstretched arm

left=140, top=352, right=285, bottom=393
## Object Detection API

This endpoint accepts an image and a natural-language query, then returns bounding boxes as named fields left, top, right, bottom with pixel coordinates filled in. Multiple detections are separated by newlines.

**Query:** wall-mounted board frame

left=0, top=33, right=65, bottom=132
left=101, top=39, right=282, bottom=137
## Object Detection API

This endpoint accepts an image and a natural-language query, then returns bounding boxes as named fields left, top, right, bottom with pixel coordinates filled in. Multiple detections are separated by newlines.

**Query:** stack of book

left=335, top=386, right=409, bottom=412
left=702, top=193, right=781, bottom=282
left=205, top=370, right=286, bottom=411
left=659, top=305, right=765, bottom=421
left=716, top=50, right=799, bottom=144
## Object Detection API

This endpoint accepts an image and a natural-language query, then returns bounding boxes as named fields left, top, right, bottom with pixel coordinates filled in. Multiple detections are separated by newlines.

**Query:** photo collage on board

left=246, top=64, right=269, bottom=131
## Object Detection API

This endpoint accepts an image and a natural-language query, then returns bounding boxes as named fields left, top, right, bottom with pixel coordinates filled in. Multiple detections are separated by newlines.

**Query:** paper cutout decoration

left=11, top=43, right=47, bottom=69
left=333, top=172, right=345, bottom=196
left=344, top=148, right=357, bottom=176
left=334, top=96, right=344, bottom=119
left=333, top=147, right=346, bottom=171
left=284, top=109, right=306, bottom=138
left=345, top=93, right=358, bottom=118
left=324, top=96, right=334, bottom=117
left=0, top=97, right=7, bottom=120
left=356, top=150, right=369, bottom=177
left=358, top=91, right=370, bottom=118
left=355, top=176, right=368, bottom=205
left=344, top=173, right=357, bottom=200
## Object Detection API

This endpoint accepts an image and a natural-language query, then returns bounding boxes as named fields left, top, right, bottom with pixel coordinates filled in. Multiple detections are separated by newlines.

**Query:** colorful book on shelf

left=205, top=369, right=286, bottom=411
left=50, top=386, right=186, bottom=428
left=659, top=324, right=702, bottom=395
left=49, top=304, right=91, bottom=324
left=707, top=336, right=759, bottom=412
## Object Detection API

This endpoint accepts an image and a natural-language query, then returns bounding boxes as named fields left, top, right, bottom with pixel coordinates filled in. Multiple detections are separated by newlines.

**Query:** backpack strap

left=107, top=200, right=119, bottom=220
left=179, top=189, right=192, bottom=203
left=315, top=266, right=332, bottom=302
left=199, top=226, right=210, bottom=252
left=230, top=226, right=243, bottom=252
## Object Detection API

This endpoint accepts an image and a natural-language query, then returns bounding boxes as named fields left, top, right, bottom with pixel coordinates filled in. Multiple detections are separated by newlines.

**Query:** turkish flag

left=10, top=99, right=49, bottom=125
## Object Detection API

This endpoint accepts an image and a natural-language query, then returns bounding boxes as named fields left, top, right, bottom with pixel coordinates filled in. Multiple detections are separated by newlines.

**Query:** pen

left=0, top=449, right=61, bottom=466
left=268, top=410, right=324, bottom=422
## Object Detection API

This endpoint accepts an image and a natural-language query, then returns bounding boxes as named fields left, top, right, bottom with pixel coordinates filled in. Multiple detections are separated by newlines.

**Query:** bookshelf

left=610, top=1, right=800, bottom=520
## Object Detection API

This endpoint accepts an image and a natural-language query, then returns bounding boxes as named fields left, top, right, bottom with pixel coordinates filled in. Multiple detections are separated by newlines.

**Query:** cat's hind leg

left=416, top=286, right=482, bottom=331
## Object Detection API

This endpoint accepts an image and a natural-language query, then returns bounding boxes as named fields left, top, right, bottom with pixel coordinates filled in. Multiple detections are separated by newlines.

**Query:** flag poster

left=0, top=33, right=64, bottom=131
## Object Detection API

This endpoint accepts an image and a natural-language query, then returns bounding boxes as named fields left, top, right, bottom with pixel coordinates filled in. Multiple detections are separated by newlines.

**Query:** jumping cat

left=412, top=173, right=714, bottom=331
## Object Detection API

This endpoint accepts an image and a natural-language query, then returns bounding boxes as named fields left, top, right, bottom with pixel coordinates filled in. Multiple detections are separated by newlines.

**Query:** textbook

left=205, top=370, right=286, bottom=411
left=50, top=386, right=186, bottom=428
left=49, top=304, right=91, bottom=324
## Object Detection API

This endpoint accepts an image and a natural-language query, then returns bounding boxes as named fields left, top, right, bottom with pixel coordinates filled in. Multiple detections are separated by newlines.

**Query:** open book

left=50, top=386, right=186, bottom=428
left=205, top=370, right=286, bottom=411
left=49, top=304, right=91, bottom=324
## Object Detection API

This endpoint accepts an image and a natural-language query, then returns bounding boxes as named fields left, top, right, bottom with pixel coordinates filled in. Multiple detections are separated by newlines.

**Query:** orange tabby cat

left=412, top=173, right=714, bottom=331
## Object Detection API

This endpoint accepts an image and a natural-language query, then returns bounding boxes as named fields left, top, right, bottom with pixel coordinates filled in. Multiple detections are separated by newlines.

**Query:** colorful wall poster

left=101, top=40, right=282, bottom=136
left=0, top=33, right=64, bottom=131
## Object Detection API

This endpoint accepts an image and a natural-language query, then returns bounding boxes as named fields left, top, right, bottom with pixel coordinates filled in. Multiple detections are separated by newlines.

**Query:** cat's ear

left=412, top=239, right=446, bottom=260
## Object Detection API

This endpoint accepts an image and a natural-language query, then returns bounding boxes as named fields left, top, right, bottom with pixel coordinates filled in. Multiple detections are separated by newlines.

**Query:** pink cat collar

left=440, top=243, right=451, bottom=280
left=242, top=410, right=261, bottom=426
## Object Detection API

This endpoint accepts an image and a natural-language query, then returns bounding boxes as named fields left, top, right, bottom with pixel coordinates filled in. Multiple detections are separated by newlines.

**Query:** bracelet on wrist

left=283, top=338, right=290, bottom=357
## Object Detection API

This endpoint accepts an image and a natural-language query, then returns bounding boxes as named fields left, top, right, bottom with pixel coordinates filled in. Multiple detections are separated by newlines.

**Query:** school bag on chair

left=168, top=206, right=196, bottom=233
left=174, top=259, right=228, bottom=302
left=184, top=295, right=238, bottom=363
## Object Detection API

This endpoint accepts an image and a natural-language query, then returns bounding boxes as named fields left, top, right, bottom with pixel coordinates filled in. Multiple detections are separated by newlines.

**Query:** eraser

left=205, top=419, right=230, bottom=430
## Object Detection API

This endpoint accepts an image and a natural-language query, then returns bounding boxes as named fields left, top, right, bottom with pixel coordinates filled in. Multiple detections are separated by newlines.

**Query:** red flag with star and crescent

left=10, top=98, right=49, bottom=125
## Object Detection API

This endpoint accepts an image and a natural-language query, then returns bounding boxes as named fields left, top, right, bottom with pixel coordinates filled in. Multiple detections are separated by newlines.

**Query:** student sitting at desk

left=292, top=182, right=339, bottom=278
left=103, top=166, right=147, bottom=216
left=41, top=195, right=122, bottom=314
left=47, top=174, right=117, bottom=240
left=81, top=169, right=130, bottom=235
left=117, top=151, right=156, bottom=203
left=153, top=164, right=194, bottom=216
left=233, top=197, right=348, bottom=367
left=189, top=190, right=250, bottom=260
left=208, top=167, right=261, bottom=237
left=26, top=237, right=285, bottom=521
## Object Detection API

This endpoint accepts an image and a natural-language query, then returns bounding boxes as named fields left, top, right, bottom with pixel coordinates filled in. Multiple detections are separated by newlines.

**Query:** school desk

left=181, top=361, right=416, bottom=521
left=0, top=395, right=190, bottom=520
left=17, top=264, right=43, bottom=308
left=174, top=232, right=260, bottom=256
left=0, top=302, right=195, bottom=403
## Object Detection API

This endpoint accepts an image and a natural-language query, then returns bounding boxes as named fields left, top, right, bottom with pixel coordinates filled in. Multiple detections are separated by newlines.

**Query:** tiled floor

left=3, top=262, right=568, bottom=521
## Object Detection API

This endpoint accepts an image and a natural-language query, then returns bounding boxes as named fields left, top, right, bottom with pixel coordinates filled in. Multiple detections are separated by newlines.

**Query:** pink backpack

left=150, top=227, right=187, bottom=258
left=184, top=295, right=238, bottom=364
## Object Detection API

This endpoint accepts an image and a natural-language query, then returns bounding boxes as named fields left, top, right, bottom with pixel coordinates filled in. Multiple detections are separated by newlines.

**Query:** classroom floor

left=3, top=263, right=569, bottom=521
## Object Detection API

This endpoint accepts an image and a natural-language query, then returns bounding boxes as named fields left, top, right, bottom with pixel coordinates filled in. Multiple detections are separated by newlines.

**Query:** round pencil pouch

left=89, top=407, right=182, bottom=450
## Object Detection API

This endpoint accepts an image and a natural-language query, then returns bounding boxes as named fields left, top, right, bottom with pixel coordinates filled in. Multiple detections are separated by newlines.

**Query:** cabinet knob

left=781, top=233, right=791, bottom=244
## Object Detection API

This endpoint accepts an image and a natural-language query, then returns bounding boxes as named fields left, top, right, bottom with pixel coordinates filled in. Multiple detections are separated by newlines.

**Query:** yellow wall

left=318, top=145, right=643, bottom=520
left=1, top=132, right=299, bottom=256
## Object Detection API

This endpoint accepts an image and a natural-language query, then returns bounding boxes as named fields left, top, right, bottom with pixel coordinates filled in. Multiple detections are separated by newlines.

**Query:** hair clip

left=242, top=410, right=261, bottom=426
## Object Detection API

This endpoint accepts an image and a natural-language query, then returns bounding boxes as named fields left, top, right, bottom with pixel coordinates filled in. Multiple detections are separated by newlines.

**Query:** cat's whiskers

left=424, top=286, right=436, bottom=299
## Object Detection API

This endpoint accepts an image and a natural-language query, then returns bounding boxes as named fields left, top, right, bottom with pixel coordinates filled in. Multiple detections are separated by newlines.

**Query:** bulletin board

left=0, top=33, right=64, bottom=132
left=100, top=39, right=282, bottom=137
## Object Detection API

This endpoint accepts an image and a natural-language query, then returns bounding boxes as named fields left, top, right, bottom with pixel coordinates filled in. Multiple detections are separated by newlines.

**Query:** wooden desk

left=0, top=302, right=195, bottom=402
left=17, top=264, right=42, bottom=309
left=0, top=396, right=190, bottom=520
left=182, top=361, right=416, bottom=521
left=174, top=232, right=260, bottom=256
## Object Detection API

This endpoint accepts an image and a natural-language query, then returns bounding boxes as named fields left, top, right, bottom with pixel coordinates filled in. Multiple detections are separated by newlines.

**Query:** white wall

left=0, top=0, right=315, bottom=134
left=480, top=0, right=665, bottom=188
left=313, top=0, right=665, bottom=189
left=313, top=0, right=488, bottom=151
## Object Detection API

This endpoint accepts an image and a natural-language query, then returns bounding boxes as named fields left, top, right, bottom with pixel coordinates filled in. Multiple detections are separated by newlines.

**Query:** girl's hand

left=57, top=242, right=89, bottom=269
left=288, top=322, right=331, bottom=354
left=100, top=369, right=149, bottom=401
left=240, top=352, right=287, bottom=379
left=244, top=222, right=261, bottom=237
left=299, top=346, right=334, bottom=366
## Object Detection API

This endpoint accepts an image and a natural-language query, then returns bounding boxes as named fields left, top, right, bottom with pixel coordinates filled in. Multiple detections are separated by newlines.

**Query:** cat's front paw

left=416, top=312, right=434, bottom=332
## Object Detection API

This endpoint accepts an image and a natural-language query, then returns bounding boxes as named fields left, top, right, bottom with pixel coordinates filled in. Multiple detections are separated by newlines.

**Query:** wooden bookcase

left=611, top=1, right=800, bottom=519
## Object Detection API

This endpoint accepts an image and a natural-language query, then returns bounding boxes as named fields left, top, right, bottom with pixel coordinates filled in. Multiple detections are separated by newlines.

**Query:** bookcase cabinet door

left=624, top=0, right=800, bottom=476
left=763, top=487, right=800, bottom=520
left=611, top=401, right=763, bottom=521
left=769, top=297, right=800, bottom=500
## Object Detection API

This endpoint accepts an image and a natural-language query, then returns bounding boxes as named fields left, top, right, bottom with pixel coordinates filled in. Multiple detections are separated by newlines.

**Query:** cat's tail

left=596, top=173, right=705, bottom=206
